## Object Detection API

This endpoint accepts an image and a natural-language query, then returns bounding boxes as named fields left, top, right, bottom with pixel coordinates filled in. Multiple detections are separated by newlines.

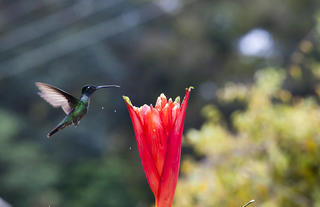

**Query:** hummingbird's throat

left=80, top=94, right=90, bottom=102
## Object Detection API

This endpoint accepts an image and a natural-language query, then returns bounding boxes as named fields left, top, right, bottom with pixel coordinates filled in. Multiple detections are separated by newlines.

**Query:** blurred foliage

left=0, top=110, right=59, bottom=207
left=60, top=156, right=148, bottom=207
left=174, top=68, right=320, bottom=207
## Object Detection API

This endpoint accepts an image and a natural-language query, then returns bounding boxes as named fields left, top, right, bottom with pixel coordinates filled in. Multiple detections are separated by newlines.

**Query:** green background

left=0, top=0, right=319, bottom=206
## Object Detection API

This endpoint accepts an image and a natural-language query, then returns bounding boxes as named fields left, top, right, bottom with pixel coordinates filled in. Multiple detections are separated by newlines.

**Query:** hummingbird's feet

left=73, top=120, right=80, bottom=127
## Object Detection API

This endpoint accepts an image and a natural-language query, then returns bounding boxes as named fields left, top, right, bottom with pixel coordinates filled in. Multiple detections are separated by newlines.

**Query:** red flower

left=123, top=87, right=193, bottom=207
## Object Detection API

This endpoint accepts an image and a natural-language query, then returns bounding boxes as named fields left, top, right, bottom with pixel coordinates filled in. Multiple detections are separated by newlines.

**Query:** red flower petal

left=156, top=87, right=192, bottom=207
left=143, top=105, right=167, bottom=175
left=155, top=93, right=168, bottom=110
left=123, top=97, right=160, bottom=196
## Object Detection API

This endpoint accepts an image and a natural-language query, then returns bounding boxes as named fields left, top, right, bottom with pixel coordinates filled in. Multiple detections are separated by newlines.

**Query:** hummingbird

left=35, top=82, right=120, bottom=138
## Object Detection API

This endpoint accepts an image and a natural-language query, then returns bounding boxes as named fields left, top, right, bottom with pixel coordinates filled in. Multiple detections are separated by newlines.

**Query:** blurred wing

left=35, top=82, right=79, bottom=114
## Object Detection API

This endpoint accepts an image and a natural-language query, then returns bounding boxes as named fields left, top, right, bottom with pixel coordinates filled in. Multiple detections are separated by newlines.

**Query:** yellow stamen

left=174, top=96, right=180, bottom=103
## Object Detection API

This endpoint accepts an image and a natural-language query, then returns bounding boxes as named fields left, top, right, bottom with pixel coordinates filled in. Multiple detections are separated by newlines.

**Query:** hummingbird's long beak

left=96, top=85, right=120, bottom=90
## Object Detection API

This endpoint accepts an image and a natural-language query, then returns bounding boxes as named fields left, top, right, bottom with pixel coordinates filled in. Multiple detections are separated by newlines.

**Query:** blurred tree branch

left=0, top=0, right=124, bottom=52
left=0, top=0, right=196, bottom=80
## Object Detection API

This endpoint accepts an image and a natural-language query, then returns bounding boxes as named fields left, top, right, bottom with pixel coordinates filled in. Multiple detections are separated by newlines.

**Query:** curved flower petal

left=143, top=105, right=167, bottom=175
left=123, top=97, right=160, bottom=196
left=156, top=87, right=192, bottom=207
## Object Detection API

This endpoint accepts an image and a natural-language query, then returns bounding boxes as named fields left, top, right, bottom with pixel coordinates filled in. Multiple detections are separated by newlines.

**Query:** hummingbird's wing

left=35, top=82, right=79, bottom=114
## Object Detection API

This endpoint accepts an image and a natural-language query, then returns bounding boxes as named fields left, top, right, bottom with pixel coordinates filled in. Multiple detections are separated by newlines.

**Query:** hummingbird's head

left=81, top=85, right=96, bottom=96
left=81, top=84, right=120, bottom=96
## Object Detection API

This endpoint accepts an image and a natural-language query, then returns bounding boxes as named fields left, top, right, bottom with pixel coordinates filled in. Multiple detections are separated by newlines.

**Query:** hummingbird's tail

left=47, top=125, right=61, bottom=138
left=47, top=121, right=71, bottom=138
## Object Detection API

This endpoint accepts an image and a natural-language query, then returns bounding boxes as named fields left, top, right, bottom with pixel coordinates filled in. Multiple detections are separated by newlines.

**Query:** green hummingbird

left=35, top=82, right=120, bottom=138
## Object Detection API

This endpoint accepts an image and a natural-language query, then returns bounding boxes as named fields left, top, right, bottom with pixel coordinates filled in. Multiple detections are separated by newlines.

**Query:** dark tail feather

left=47, top=122, right=69, bottom=138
